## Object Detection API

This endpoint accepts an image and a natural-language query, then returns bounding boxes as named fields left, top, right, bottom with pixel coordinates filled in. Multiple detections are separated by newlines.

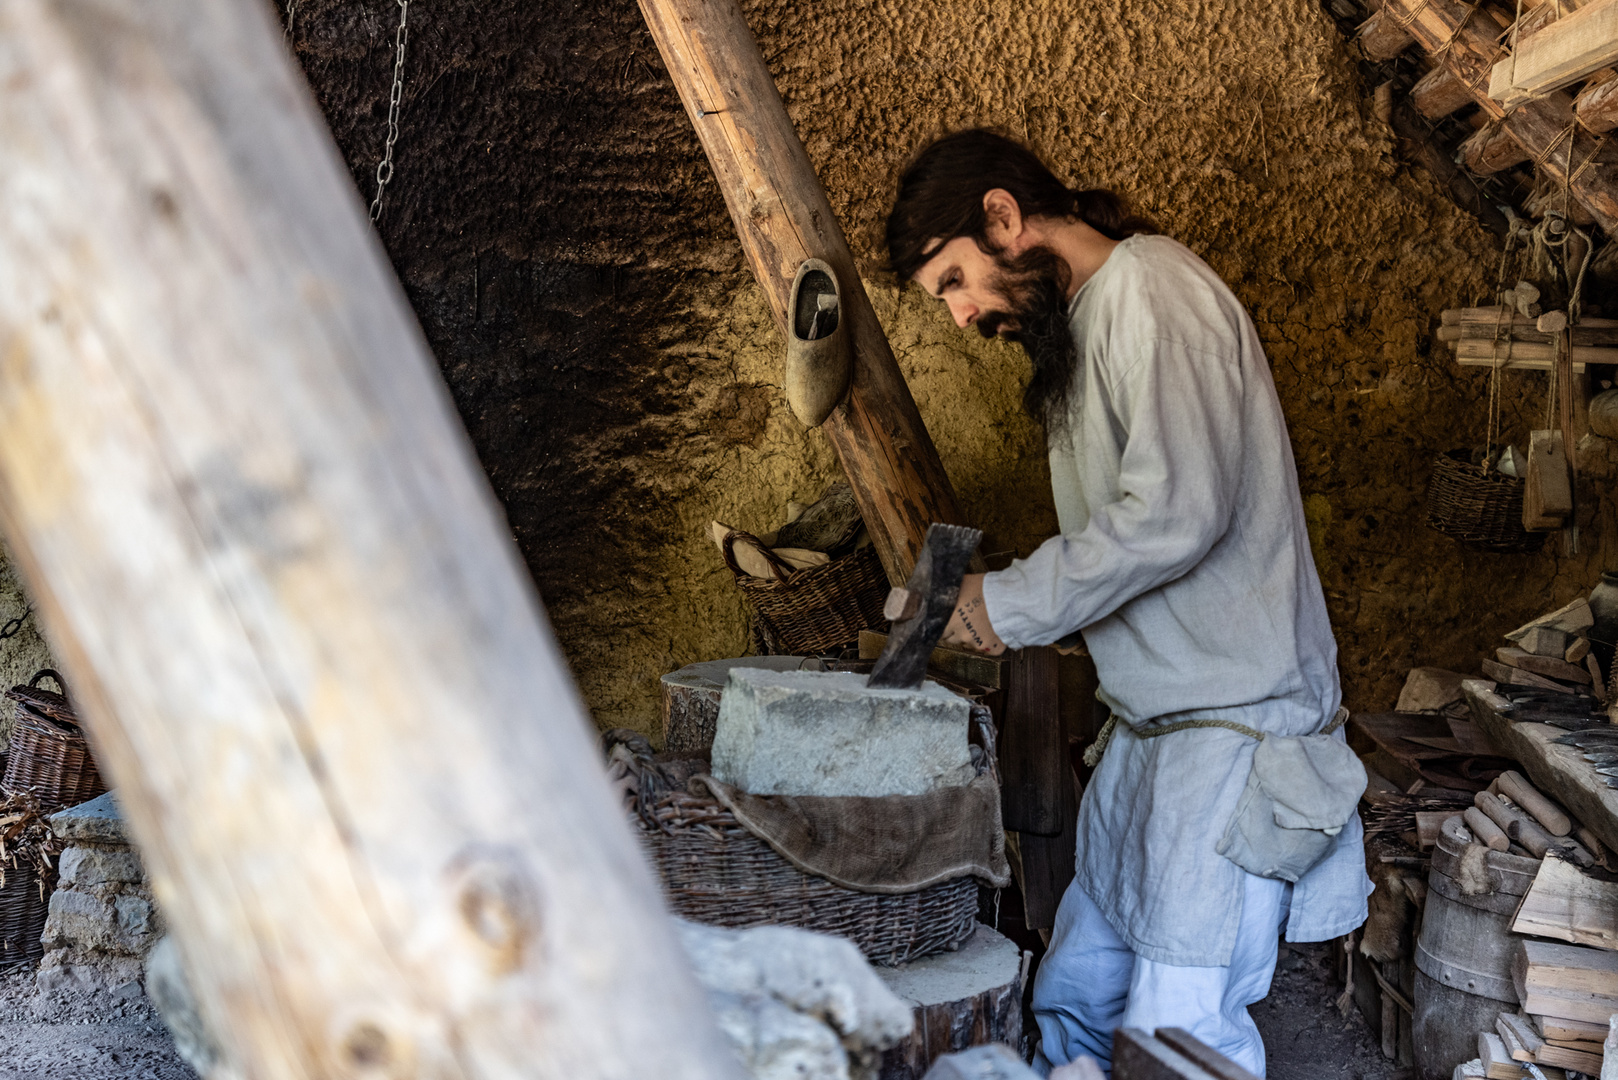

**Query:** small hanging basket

left=2, top=670, right=107, bottom=811
left=1424, top=450, right=1547, bottom=554
left=722, top=530, right=888, bottom=656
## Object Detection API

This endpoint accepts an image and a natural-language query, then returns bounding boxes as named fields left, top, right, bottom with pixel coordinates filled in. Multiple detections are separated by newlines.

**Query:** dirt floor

left=0, top=968, right=196, bottom=1080
left=0, top=934, right=1395, bottom=1080
left=1256, top=940, right=1406, bottom=1080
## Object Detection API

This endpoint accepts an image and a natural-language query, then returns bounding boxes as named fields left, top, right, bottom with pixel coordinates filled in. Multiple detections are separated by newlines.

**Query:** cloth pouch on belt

left=1216, top=732, right=1367, bottom=882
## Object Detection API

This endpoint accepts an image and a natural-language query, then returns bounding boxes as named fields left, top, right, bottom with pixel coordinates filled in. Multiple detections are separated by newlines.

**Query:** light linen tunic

left=980, top=235, right=1371, bottom=967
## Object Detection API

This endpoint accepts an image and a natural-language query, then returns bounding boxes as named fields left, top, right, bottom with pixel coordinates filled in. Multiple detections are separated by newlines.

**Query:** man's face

left=913, top=235, right=1024, bottom=334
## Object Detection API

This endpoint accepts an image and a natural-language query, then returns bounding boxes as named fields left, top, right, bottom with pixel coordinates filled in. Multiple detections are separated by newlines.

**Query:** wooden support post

left=1384, top=0, right=1618, bottom=233
left=1461, top=121, right=1534, bottom=174
left=637, top=0, right=974, bottom=585
left=0, top=1, right=739, bottom=1077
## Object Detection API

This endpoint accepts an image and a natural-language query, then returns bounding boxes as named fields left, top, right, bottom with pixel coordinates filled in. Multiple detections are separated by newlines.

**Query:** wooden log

left=1412, top=64, right=1476, bottom=118
left=874, top=924, right=1023, bottom=1080
left=0, top=2, right=740, bottom=1076
left=1383, top=0, right=1618, bottom=232
left=661, top=655, right=820, bottom=754
left=1491, top=0, right=1618, bottom=107
left=1462, top=121, right=1533, bottom=173
left=1495, top=769, right=1575, bottom=834
left=1454, top=342, right=1600, bottom=372
left=1465, top=805, right=1511, bottom=851
left=1442, top=321, right=1618, bottom=344
left=638, top=0, right=973, bottom=586
left=1477, top=791, right=1557, bottom=857
left=1358, top=8, right=1416, bottom=60
left=1575, top=68, right=1618, bottom=132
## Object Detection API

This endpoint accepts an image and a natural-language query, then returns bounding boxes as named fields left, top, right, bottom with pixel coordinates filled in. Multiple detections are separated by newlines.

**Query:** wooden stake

left=0, top=2, right=738, bottom=1076
left=637, top=0, right=975, bottom=585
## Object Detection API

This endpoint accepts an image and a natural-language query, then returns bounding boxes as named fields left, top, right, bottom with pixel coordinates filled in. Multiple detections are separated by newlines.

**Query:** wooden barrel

left=1413, top=816, right=1541, bottom=1080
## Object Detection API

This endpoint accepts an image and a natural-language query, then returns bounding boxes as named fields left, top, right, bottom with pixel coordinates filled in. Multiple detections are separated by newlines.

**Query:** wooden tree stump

left=662, top=656, right=812, bottom=754
left=876, top=924, right=1027, bottom=1080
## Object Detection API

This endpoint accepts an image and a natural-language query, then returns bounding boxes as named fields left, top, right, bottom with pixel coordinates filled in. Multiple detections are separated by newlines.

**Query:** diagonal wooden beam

left=1383, top=0, right=1618, bottom=233
left=638, top=0, right=975, bottom=585
left=0, top=0, right=740, bottom=1075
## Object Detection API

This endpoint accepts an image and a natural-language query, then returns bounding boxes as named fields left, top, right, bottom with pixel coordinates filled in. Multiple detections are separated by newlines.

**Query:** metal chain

left=369, top=0, right=410, bottom=223
left=284, top=0, right=295, bottom=42
left=0, top=606, right=30, bottom=641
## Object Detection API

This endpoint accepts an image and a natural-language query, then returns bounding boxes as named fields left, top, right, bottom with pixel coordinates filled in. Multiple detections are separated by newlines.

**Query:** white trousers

left=1030, top=873, right=1292, bottom=1077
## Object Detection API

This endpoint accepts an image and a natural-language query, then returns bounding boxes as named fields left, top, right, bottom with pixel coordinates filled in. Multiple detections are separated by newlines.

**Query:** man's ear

left=981, top=189, right=1025, bottom=247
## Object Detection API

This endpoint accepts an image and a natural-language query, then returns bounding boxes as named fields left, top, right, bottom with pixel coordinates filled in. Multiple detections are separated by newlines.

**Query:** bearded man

left=885, top=129, right=1371, bottom=1077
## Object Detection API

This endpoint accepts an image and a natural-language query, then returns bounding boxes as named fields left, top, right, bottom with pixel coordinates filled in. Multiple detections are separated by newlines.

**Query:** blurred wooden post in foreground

left=0, top=1, right=738, bottom=1077
left=639, top=0, right=975, bottom=585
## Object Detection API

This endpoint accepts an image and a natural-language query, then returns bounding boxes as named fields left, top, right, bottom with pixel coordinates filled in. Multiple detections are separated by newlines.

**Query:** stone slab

left=49, top=791, right=124, bottom=844
left=662, top=656, right=819, bottom=755
left=710, top=668, right=972, bottom=797
left=875, top=923, right=1021, bottom=1008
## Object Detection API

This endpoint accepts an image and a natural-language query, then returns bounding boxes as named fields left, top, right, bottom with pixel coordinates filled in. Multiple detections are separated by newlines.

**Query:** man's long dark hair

left=886, top=129, right=1157, bottom=432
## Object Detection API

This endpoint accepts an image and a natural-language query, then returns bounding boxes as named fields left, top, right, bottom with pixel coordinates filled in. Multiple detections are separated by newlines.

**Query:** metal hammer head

left=867, top=523, right=982, bottom=690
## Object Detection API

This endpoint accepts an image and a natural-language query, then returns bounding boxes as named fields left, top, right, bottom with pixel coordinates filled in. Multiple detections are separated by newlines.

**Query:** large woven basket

left=0, top=862, right=47, bottom=970
left=722, top=531, right=888, bottom=656
left=1425, top=450, right=1547, bottom=554
left=2, top=671, right=107, bottom=810
left=637, top=785, right=978, bottom=966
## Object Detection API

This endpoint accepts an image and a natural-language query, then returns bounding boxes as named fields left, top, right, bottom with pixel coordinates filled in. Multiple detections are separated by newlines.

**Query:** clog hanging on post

left=784, top=258, right=852, bottom=427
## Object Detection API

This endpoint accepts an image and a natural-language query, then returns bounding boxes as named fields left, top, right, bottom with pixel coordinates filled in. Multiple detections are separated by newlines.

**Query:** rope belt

left=1083, top=707, right=1350, bottom=768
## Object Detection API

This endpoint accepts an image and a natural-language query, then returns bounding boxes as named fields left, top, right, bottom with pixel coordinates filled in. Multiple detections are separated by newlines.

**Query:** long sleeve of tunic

left=981, top=236, right=1370, bottom=966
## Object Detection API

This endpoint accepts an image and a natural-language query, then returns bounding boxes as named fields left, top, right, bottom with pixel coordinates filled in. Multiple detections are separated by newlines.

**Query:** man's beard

left=977, top=244, right=1079, bottom=437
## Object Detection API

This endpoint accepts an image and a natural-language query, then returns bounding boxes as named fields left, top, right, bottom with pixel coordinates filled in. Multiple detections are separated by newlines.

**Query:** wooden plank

left=1537, top=1015, right=1612, bottom=1042
left=1491, top=0, right=1618, bottom=106
left=1482, top=659, right=1577, bottom=693
left=0, top=2, right=741, bottom=1076
left=1113, top=1029, right=1220, bottom=1080
left=1001, top=647, right=1068, bottom=836
left=1016, top=773, right=1078, bottom=931
left=1465, top=682, right=1618, bottom=855
left=1536, top=1041, right=1606, bottom=1073
left=1513, top=940, right=1618, bottom=1024
left=638, top=0, right=974, bottom=586
left=1500, top=1013, right=1545, bottom=1061
left=1511, top=856, right=1618, bottom=950
left=1154, top=1028, right=1261, bottom=1080
left=1498, top=648, right=1591, bottom=687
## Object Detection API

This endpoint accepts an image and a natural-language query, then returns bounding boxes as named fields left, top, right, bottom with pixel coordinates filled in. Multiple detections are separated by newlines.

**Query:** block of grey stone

left=49, top=790, right=124, bottom=844
left=662, top=655, right=822, bottom=755
left=58, top=844, right=144, bottom=887
left=710, top=668, right=972, bottom=796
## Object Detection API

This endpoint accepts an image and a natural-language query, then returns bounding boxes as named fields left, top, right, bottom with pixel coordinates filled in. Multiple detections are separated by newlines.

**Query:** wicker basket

left=2, top=671, right=106, bottom=811
left=637, top=786, right=978, bottom=966
left=722, top=531, right=888, bottom=656
left=1425, top=450, right=1547, bottom=554
left=0, top=862, right=47, bottom=970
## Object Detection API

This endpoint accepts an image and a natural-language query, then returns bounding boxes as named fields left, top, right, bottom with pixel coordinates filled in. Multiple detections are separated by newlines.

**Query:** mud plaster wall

left=285, top=0, right=1613, bottom=739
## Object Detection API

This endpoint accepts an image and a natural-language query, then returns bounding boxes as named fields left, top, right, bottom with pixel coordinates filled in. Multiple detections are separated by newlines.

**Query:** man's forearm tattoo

left=956, top=595, right=988, bottom=649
